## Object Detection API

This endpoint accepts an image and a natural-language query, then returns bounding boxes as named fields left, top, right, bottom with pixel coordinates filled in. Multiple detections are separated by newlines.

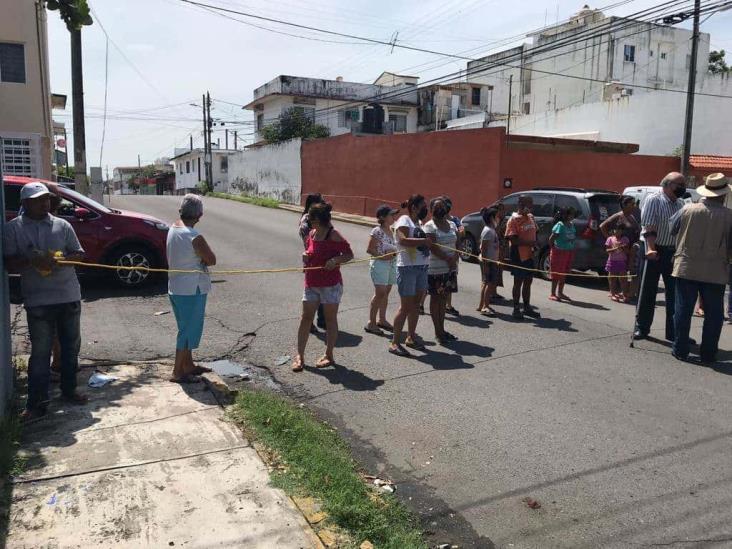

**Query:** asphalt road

left=13, top=195, right=732, bottom=548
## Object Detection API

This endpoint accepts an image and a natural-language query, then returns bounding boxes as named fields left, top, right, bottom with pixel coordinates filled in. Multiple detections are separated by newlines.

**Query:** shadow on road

left=313, top=330, right=364, bottom=348
left=81, top=276, right=168, bottom=303
left=305, top=364, right=384, bottom=391
left=415, top=349, right=475, bottom=370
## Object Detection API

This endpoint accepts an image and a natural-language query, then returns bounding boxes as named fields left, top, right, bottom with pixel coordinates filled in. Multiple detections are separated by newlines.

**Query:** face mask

left=417, top=206, right=429, bottom=220
left=433, top=206, right=447, bottom=219
left=673, top=185, right=686, bottom=199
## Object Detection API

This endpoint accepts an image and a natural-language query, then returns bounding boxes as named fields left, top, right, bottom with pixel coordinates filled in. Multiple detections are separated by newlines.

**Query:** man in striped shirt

left=633, top=172, right=692, bottom=342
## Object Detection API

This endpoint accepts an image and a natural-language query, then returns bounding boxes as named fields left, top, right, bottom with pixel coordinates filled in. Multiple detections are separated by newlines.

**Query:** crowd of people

left=4, top=172, right=731, bottom=418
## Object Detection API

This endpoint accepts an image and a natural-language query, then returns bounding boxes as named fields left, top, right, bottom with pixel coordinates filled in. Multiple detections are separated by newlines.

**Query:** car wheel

left=459, top=233, right=478, bottom=262
left=108, top=246, right=155, bottom=287
left=539, top=248, right=551, bottom=280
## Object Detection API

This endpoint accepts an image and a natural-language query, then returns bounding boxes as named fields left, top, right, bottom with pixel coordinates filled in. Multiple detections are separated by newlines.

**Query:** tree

left=709, top=50, right=730, bottom=74
left=261, top=108, right=330, bottom=144
left=45, top=1, right=93, bottom=194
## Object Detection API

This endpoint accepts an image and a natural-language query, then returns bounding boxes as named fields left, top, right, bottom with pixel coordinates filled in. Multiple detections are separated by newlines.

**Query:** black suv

left=460, top=188, right=622, bottom=278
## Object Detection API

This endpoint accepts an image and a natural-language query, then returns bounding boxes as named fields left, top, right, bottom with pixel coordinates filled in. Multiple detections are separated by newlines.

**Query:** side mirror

left=74, top=207, right=93, bottom=220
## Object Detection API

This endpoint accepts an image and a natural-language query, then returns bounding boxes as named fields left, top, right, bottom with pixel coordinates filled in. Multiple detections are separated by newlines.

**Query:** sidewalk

left=6, top=362, right=321, bottom=549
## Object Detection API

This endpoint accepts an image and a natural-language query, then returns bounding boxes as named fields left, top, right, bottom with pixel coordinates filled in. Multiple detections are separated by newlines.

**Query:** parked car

left=4, top=175, right=168, bottom=287
left=460, top=187, right=622, bottom=278
left=623, top=185, right=700, bottom=209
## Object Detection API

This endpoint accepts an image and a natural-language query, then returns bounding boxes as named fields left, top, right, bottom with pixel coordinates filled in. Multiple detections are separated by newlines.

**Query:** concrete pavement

left=6, top=361, right=320, bottom=549
left=12, top=194, right=732, bottom=548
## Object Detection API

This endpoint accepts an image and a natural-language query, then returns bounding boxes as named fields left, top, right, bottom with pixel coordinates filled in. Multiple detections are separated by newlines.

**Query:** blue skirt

left=169, top=290, right=208, bottom=350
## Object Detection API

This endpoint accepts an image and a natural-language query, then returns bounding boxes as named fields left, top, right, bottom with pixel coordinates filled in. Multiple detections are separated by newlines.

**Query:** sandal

left=549, top=295, right=560, bottom=301
left=377, top=322, right=394, bottom=332
left=316, top=356, right=335, bottom=368
left=291, top=357, right=304, bottom=372
left=364, top=325, right=385, bottom=336
left=480, top=307, right=497, bottom=317
left=405, top=338, right=426, bottom=351
left=388, top=344, right=412, bottom=357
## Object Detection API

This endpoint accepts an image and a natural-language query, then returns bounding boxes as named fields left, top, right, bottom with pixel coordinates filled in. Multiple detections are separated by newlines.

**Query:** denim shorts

left=303, top=283, right=343, bottom=304
left=396, top=265, right=429, bottom=297
left=370, top=258, right=396, bottom=286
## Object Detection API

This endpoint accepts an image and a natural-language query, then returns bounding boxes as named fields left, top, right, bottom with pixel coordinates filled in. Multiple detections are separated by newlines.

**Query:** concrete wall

left=301, top=129, right=681, bottom=217
left=489, top=76, right=732, bottom=156
left=0, top=0, right=52, bottom=179
left=228, top=138, right=301, bottom=204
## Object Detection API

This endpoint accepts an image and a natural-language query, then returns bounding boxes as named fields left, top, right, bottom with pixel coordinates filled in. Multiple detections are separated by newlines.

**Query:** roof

left=244, top=92, right=419, bottom=110
left=169, top=148, right=238, bottom=161
left=689, top=155, right=732, bottom=170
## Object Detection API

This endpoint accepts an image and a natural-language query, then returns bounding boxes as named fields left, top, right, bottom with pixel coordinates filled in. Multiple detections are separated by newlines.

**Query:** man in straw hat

left=670, top=173, right=732, bottom=364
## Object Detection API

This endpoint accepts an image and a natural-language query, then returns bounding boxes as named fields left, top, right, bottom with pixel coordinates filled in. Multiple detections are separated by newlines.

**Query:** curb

left=278, top=203, right=376, bottom=228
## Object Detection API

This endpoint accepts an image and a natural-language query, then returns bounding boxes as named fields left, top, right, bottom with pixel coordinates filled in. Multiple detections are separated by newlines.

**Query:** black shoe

left=512, top=308, right=524, bottom=320
left=316, top=318, right=326, bottom=329
left=445, top=306, right=460, bottom=317
left=671, top=350, right=690, bottom=362
left=523, top=306, right=541, bottom=319
left=632, top=331, right=648, bottom=341
left=700, top=355, right=717, bottom=366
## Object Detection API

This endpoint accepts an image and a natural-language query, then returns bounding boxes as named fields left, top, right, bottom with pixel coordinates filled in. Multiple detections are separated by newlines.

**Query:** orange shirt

left=505, top=213, right=537, bottom=261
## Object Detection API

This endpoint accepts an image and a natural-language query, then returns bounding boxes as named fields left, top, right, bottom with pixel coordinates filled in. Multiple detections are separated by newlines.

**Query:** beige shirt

left=671, top=200, right=732, bottom=285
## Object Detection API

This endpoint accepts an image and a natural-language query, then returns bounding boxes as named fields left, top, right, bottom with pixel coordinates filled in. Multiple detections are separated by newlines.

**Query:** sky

left=46, top=0, right=732, bottom=173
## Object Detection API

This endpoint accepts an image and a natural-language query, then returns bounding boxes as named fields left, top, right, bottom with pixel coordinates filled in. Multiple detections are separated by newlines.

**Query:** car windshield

left=58, top=186, right=112, bottom=214
left=588, top=195, right=621, bottom=221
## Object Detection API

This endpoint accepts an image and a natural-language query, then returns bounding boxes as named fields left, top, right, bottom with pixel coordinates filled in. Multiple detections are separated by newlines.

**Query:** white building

left=245, top=73, right=420, bottom=143
left=171, top=148, right=237, bottom=193
left=417, top=81, right=494, bottom=131
left=468, top=6, right=711, bottom=118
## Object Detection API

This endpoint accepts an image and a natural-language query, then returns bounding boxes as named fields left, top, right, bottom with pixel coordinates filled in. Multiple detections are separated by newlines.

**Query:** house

left=170, top=148, right=237, bottom=193
left=0, top=0, right=54, bottom=179
left=417, top=81, right=494, bottom=131
left=112, top=167, right=141, bottom=194
left=244, top=73, right=420, bottom=143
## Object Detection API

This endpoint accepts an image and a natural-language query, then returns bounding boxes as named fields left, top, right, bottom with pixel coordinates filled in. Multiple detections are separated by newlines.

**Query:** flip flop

left=549, top=295, right=560, bottom=301
left=364, top=325, right=385, bottom=336
left=291, top=357, right=304, bottom=372
left=316, top=356, right=335, bottom=368
left=388, top=345, right=412, bottom=357
left=377, top=322, right=394, bottom=332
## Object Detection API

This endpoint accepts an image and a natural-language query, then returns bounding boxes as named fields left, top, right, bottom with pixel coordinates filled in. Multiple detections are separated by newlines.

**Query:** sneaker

left=523, top=306, right=541, bottom=319
left=512, top=307, right=524, bottom=320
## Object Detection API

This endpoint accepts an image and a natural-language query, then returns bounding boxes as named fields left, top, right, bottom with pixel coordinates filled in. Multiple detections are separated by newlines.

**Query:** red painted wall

left=301, top=129, right=680, bottom=218
left=301, top=129, right=503, bottom=217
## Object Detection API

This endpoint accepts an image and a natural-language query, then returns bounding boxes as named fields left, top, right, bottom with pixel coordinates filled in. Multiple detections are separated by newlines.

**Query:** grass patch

left=0, top=412, right=24, bottom=546
left=208, top=191, right=280, bottom=209
left=230, top=390, right=425, bottom=549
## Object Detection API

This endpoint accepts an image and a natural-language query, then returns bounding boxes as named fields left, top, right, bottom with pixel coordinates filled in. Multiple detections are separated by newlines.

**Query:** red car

left=3, top=176, right=168, bottom=287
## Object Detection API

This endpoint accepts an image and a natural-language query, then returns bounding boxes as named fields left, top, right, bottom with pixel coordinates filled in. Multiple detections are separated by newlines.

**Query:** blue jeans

left=635, top=244, right=676, bottom=339
left=673, top=278, right=724, bottom=361
left=25, top=301, right=81, bottom=411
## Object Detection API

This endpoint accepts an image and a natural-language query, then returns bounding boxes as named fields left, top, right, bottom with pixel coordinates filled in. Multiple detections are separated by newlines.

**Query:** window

left=388, top=114, right=407, bottom=133
left=220, top=155, right=228, bottom=173
left=522, top=102, right=531, bottom=115
left=179, top=162, right=183, bottom=174
left=471, top=87, right=481, bottom=106
left=185, top=160, right=190, bottom=174
left=256, top=113, right=264, bottom=131
left=530, top=193, right=555, bottom=218
left=292, top=105, right=316, bottom=121
left=338, top=108, right=359, bottom=128
left=660, top=52, right=667, bottom=60
left=500, top=194, right=520, bottom=215
left=623, top=45, right=635, bottom=62
left=522, top=68, right=532, bottom=95
left=0, top=43, right=25, bottom=83
left=649, top=50, right=654, bottom=57
left=554, top=195, right=585, bottom=219
left=1, top=137, right=34, bottom=175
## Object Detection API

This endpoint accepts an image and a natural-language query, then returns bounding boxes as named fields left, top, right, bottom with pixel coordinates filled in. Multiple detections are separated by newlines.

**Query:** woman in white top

left=365, top=204, right=399, bottom=336
left=424, top=197, right=459, bottom=344
left=166, top=194, right=217, bottom=383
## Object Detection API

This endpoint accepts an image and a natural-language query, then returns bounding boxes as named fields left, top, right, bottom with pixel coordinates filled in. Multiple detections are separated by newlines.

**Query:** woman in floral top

left=365, top=204, right=399, bottom=336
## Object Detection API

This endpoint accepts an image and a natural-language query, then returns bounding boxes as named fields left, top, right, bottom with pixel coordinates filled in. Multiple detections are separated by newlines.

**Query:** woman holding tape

left=293, top=202, right=354, bottom=372
left=167, top=194, right=217, bottom=383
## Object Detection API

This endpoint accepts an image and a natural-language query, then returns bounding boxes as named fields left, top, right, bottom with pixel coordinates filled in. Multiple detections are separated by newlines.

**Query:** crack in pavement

left=632, top=537, right=732, bottom=547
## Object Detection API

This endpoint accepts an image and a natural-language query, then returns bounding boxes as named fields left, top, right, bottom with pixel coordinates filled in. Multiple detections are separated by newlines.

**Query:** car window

left=499, top=194, right=519, bottom=215
left=3, top=185, right=21, bottom=212
left=58, top=186, right=111, bottom=214
left=530, top=194, right=554, bottom=218
left=554, top=195, right=586, bottom=219
left=589, top=195, right=622, bottom=221
left=54, top=194, right=77, bottom=217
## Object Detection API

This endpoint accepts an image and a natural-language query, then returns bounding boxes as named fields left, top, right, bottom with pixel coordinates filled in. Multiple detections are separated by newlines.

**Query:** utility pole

left=206, top=91, right=213, bottom=191
left=190, top=135, right=193, bottom=150
left=506, top=74, right=513, bottom=138
left=70, top=29, right=88, bottom=194
left=681, top=0, right=701, bottom=176
left=225, top=129, right=229, bottom=150
left=201, top=93, right=208, bottom=189
left=234, top=131, right=238, bottom=150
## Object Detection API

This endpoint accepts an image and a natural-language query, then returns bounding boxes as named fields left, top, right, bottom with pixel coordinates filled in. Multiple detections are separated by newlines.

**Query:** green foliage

left=261, top=108, right=331, bottom=144
left=196, top=181, right=209, bottom=196
left=45, top=0, right=93, bottom=31
left=670, top=145, right=683, bottom=157
left=709, top=50, right=730, bottom=74
left=208, top=192, right=280, bottom=208
left=230, top=391, right=425, bottom=548
left=56, top=165, right=74, bottom=179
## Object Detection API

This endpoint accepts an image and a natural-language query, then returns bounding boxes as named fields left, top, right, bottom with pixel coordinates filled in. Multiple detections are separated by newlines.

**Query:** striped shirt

left=640, top=190, right=684, bottom=247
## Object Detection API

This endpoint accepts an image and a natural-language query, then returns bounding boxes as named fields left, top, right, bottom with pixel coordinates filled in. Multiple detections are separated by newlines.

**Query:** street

left=16, top=194, right=732, bottom=548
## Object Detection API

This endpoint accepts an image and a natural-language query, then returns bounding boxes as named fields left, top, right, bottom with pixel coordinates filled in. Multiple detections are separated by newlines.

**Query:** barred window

left=1, top=137, right=34, bottom=176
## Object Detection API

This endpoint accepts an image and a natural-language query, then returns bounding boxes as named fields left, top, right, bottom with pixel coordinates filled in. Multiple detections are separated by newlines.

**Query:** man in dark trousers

left=3, top=182, right=88, bottom=420
left=671, top=173, right=732, bottom=363
left=633, top=172, right=691, bottom=342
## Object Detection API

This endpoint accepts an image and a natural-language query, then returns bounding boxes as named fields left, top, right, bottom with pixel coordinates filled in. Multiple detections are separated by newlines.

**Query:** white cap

left=20, top=182, right=50, bottom=201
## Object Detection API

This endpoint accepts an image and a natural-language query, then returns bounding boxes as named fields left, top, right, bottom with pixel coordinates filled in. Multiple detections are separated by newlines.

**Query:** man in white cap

left=670, top=173, right=732, bottom=364
left=3, top=182, right=87, bottom=419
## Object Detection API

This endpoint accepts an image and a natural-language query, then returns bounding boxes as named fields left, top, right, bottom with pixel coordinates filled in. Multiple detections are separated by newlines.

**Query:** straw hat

left=696, top=172, right=730, bottom=198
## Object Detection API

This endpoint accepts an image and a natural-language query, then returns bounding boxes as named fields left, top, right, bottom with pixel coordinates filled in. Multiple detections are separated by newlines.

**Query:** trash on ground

left=88, top=372, right=118, bottom=388
left=47, top=494, right=57, bottom=505
left=371, top=478, right=396, bottom=493
left=275, top=355, right=291, bottom=366
left=154, top=310, right=170, bottom=316
left=523, top=497, right=541, bottom=509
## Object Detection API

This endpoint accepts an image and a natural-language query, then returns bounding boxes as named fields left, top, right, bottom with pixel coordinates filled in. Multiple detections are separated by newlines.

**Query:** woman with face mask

left=424, top=197, right=460, bottom=344
left=389, top=194, right=430, bottom=357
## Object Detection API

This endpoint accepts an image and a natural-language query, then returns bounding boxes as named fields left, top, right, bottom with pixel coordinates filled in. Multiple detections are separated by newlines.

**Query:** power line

left=98, top=36, right=109, bottom=168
